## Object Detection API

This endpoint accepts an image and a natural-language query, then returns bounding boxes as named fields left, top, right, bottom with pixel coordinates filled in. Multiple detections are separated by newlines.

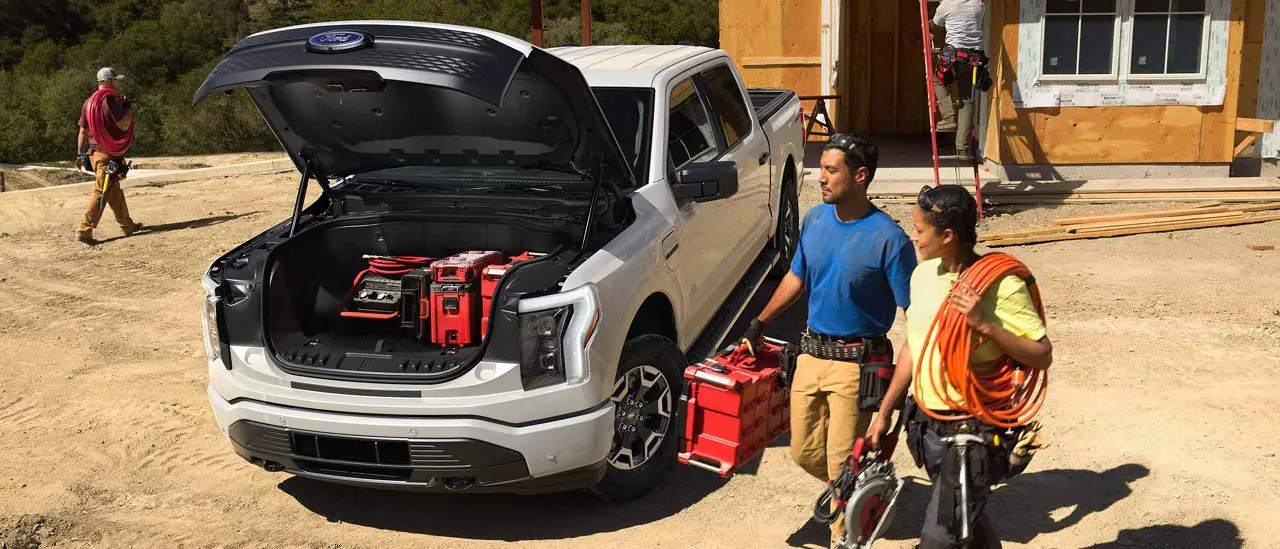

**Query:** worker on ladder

left=931, top=0, right=990, bottom=161
left=867, top=186, right=1054, bottom=548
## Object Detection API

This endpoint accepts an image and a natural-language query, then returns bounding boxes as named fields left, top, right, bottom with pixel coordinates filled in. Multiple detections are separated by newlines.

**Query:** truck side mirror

left=671, top=161, right=738, bottom=203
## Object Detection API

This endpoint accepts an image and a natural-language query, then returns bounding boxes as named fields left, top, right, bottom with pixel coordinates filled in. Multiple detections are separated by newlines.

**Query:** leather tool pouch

left=857, top=361, right=894, bottom=411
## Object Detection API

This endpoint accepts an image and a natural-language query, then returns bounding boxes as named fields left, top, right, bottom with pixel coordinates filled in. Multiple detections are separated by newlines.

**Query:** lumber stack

left=980, top=202, right=1280, bottom=247
left=868, top=177, right=1280, bottom=204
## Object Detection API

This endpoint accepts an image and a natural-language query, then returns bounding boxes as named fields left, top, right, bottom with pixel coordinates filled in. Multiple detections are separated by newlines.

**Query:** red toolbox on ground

left=678, top=338, right=791, bottom=477
left=429, top=251, right=502, bottom=346
left=479, top=252, right=542, bottom=341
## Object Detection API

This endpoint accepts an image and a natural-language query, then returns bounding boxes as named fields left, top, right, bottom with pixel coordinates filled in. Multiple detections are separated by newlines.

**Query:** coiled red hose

left=913, top=253, right=1048, bottom=428
left=363, top=255, right=433, bottom=275
left=85, top=88, right=134, bottom=157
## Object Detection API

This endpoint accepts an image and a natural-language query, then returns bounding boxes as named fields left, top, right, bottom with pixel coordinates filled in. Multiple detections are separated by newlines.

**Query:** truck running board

left=684, top=247, right=780, bottom=363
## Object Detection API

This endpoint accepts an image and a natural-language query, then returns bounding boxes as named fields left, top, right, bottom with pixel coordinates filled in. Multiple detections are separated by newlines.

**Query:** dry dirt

left=0, top=168, right=1277, bottom=548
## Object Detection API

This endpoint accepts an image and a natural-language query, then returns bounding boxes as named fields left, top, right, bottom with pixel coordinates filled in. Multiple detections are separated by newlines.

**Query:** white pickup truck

left=196, top=21, right=803, bottom=501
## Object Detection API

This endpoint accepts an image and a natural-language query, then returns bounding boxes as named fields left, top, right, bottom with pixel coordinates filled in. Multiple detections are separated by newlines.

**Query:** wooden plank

left=1236, top=117, right=1276, bottom=133
left=868, top=0, right=898, bottom=134
left=741, top=57, right=823, bottom=67
left=1235, top=133, right=1261, bottom=157
left=981, top=211, right=1247, bottom=241
left=984, top=213, right=1280, bottom=247
left=975, top=177, right=1280, bottom=195
left=1069, top=212, right=1247, bottom=234
left=1051, top=204, right=1233, bottom=225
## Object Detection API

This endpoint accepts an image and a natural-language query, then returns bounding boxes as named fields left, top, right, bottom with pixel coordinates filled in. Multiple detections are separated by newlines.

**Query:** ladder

left=919, top=0, right=986, bottom=219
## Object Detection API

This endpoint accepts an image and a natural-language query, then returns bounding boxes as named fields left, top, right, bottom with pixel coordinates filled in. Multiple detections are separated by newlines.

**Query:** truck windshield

left=592, top=87, right=653, bottom=185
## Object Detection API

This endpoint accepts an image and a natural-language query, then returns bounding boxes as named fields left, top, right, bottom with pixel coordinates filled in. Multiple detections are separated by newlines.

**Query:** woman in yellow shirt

left=867, top=185, right=1053, bottom=548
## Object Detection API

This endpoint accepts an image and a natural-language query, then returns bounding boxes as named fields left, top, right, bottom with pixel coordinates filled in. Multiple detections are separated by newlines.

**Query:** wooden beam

left=1234, top=133, right=1260, bottom=158
left=1236, top=117, right=1276, bottom=133
left=1068, top=212, right=1246, bottom=234
left=980, top=211, right=1247, bottom=242
left=741, top=57, right=823, bottom=68
left=984, top=213, right=1280, bottom=247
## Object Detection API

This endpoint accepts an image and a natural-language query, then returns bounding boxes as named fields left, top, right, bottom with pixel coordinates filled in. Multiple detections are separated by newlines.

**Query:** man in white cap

left=75, top=67, right=141, bottom=244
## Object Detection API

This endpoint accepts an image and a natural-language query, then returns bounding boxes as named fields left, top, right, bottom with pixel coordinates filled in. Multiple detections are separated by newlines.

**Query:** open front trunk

left=264, top=216, right=571, bottom=383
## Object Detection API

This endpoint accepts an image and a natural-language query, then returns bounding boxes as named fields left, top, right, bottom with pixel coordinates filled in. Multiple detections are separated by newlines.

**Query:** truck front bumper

left=209, top=386, right=614, bottom=493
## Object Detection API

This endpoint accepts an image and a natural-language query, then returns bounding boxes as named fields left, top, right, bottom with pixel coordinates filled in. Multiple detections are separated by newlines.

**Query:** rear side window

left=667, top=78, right=718, bottom=168
left=700, top=64, right=753, bottom=149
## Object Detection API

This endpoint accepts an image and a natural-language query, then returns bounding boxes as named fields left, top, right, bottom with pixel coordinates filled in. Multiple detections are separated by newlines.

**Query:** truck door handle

left=759, top=151, right=770, bottom=165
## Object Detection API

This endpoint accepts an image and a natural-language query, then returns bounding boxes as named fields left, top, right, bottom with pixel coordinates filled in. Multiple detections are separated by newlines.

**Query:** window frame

left=1120, top=0, right=1212, bottom=81
left=1038, top=0, right=1123, bottom=82
left=1037, top=0, right=1212, bottom=84
left=697, top=62, right=756, bottom=154
left=665, top=75, right=720, bottom=171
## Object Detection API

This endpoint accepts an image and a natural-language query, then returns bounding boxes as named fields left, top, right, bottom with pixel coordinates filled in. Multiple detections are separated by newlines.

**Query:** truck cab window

left=667, top=78, right=717, bottom=169
left=700, top=64, right=753, bottom=149
left=593, top=88, right=653, bottom=185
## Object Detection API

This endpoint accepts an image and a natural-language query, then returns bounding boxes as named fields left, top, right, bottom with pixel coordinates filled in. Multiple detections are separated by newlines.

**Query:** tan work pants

left=790, top=353, right=873, bottom=544
left=935, top=74, right=976, bottom=157
left=77, top=151, right=137, bottom=237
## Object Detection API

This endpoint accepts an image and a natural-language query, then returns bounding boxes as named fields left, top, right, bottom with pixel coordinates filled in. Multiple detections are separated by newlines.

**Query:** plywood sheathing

left=720, top=0, right=825, bottom=110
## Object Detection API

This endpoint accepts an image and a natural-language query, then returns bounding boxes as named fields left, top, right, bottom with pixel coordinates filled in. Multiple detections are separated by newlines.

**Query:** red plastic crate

left=428, top=251, right=503, bottom=346
left=678, top=339, right=790, bottom=477
left=479, top=252, right=541, bottom=341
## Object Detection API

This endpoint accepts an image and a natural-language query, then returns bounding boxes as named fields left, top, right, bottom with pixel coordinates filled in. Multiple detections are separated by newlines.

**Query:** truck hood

left=193, top=21, right=634, bottom=185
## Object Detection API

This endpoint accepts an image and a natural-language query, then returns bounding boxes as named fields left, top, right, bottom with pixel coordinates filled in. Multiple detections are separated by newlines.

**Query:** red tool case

left=428, top=251, right=502, bottom=346
left=479, top=252, right=541, bottom=341
left=678, top=338, right=791, bottom=477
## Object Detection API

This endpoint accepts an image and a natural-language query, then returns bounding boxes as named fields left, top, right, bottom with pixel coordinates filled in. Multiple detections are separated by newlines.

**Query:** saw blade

left=844, top=472, right=902, bottom=549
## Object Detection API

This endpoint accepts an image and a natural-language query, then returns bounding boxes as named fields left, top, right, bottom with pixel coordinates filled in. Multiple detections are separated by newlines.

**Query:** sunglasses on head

left=826, top=133, right=857, bottom=151
left=918, top=185, right=944, bottom=213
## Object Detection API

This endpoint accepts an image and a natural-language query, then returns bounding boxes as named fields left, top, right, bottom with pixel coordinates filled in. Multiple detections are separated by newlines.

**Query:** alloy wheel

left=607, top=365, right=673, bottom=470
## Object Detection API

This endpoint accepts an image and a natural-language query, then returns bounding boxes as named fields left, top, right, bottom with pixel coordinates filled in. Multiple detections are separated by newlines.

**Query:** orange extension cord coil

left=913, top=253, right=1048, bottom=428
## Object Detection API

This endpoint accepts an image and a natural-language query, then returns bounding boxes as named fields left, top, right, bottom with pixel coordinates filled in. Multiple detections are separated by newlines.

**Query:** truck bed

left=747, top=88, right=796, bottom=124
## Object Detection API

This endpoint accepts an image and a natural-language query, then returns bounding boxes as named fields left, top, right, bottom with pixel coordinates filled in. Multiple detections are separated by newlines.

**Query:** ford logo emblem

left=306, top=30, right=371, bottom=53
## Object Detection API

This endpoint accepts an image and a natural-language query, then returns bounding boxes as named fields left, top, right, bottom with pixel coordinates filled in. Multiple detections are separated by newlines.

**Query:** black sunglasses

left=918, top=185, right=944, bottom=213
left=826, top=133, right=857, bottom=151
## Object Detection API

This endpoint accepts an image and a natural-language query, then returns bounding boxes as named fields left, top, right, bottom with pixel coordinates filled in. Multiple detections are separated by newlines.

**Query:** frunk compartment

left=264, top=217, right=562, bottom=381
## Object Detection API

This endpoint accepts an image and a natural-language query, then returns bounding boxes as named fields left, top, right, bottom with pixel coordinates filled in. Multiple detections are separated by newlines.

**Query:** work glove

left=1008, top=420, right=1049, bottom=476
left=740, top=318, right=766, bottom=352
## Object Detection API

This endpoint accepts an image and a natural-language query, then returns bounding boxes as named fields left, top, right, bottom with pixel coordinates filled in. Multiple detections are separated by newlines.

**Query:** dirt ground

left=0, top=153, right=284, bottom=191
left=0, top=168, right=1277, bottom=548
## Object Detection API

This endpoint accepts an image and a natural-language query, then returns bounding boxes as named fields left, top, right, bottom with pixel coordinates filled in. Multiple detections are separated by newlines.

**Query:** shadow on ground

left=279, top=464, right=729, bottom=540
left=91, top=212, right=258, bottom=244
left=878, top=464, right=1152, bottom=544
left=1083, top=519, right=1243, bottom=548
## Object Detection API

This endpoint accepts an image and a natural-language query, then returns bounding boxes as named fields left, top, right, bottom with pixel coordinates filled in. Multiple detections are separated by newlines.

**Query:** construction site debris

left=1248, top=244, right=1275, bottom=251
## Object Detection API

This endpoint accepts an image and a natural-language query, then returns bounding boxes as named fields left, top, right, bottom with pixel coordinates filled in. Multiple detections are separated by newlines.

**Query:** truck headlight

left=203, top=295, right=222, bottom=363
left=518, top=307, right=570, bottom=390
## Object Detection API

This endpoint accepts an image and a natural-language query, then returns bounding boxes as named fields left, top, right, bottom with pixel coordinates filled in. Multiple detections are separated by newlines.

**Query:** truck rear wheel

left=592, top=334, right=685, bottom=502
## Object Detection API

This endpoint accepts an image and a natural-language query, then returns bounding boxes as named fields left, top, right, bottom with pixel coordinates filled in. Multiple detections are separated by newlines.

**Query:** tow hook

left=443, top=477, right=475, bottom=491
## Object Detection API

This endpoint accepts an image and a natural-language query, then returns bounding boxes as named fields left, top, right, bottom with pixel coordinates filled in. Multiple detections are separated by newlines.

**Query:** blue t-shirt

left=790, top=204, right=916, bottom=337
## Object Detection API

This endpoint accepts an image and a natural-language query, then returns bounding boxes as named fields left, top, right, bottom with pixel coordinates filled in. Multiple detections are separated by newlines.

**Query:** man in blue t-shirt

left=742, top=133, right=915, bottom=546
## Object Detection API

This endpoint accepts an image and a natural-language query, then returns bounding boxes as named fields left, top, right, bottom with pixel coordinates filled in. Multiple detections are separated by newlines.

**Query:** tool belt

left=800, top=331, right=894, bottom=411
left=902, top=397, right=1035, bottom=480
left=934, top=46, right=993, bottom=92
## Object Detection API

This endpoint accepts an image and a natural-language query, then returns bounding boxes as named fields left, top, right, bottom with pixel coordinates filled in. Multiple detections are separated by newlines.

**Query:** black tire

left=769, top=171, right=801, bottom=280
left=591, top=334, right=686, bottom=502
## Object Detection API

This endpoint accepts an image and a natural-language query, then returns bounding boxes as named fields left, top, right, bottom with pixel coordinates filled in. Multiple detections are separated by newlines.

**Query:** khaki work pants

left=790, top=353, right=873, bottom=544
left=77, top=151, right=137, bottom=237
left=935, top=73, right=975, bottom=157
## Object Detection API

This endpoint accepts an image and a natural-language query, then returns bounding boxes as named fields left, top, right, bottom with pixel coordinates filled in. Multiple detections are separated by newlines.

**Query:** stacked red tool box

left=479, top=251, right=541, bottom=341
left=678, top=338, right=790, bottom=477
left=429, top=251, right=503, bottom=347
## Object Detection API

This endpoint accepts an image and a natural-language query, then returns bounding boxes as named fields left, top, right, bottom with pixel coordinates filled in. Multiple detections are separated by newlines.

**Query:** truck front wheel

left=592, top=334, right=685, bottom=502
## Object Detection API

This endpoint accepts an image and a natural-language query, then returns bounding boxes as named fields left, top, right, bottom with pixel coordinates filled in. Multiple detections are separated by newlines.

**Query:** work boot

left=76, top=232, right=96, bottom=245
left=122, top=222, right=144, bottom=237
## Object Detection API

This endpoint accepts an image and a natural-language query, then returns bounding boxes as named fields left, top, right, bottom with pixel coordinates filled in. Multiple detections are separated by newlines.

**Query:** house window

left=1130, top=0, right=1208, bottom=75
left=1042, top=0, right=1119, bottom=76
